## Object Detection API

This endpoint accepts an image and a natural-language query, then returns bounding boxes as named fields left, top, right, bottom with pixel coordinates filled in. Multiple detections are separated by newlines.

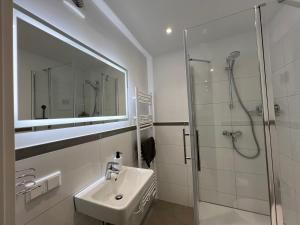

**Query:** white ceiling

left=105, top=0, right=272, bottom=56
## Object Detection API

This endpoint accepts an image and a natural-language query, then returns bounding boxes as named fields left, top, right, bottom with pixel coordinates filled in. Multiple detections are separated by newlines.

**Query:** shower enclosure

left=183, top=2, right=300, bottom=225
left=31, top=64, right=74, bottom=120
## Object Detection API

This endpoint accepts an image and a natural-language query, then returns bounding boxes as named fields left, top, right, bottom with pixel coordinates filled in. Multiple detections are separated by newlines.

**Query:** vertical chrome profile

left=31, top=72, right=36, bottom=119
left=182, top=128, right=191, bottom=164
left=254, top=5, right=284, bottom=225
left=184, top=29, right=200, bottom=225
left=47, top=68, right=52, bottom=118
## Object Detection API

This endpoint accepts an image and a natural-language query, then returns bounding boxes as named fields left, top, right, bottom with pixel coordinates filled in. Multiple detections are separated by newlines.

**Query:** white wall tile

left=156, top=144, right=185, bottom=165
left=199, top=168, right=236, bottom=195
left=283, top=21, right=300, bottom=65
left=236, top=197, right=270, bottom=215
left=236, top=173, right=269, bottom=201
left=199, top=188, right=236, bottom=208
left=157, top=163, right=187, bottom=186
left=195, top=103, right=231, bottom=125
left=24, top=197, right=101, bottom=225
left=232, top=125, right=265, bottom=150
left=158, top=181, right=189, bottom=206
left=200, top=147, right=234, bottom=171
left=269, top=39, right=285, bottom=73
left=288, top=94, right=300, bottom=124
left=16, top=131, right=139, bottom=225
left=285, top=60, right=300, bottom=96
left=16, top=141, right=101, bottom=225
left=230, top=100, right=263, bottom=123
left=155, top=126, right=184, bottom=146
left=233, top=77, right=262, bottom=102
left=197, top=125, right=232, bottom=148
left=234, top=149, right=267, bottom=175
left=271, top=67, right=289, bottom=98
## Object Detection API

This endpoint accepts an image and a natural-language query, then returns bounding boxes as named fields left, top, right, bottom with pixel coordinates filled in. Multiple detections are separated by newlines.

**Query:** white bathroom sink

left=74, top=166, right=154, bottom=225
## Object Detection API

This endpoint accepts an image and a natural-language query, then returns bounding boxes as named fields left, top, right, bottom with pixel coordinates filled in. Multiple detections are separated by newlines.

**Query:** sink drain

left=115, top=194, right=123, bottom=200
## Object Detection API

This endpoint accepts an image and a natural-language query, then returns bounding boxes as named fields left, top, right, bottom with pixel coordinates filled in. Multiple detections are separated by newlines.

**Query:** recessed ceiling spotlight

left=166, top=27, right=173, bottom=35
left=210, top=68, right=214, bottom=72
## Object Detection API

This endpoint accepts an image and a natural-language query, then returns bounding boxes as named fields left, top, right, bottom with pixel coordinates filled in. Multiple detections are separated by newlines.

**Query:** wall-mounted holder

left=16, top=170, right=62, bottom=204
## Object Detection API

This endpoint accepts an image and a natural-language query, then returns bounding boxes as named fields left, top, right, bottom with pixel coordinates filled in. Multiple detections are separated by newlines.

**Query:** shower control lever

left=222, top=130, right=242, bottom=139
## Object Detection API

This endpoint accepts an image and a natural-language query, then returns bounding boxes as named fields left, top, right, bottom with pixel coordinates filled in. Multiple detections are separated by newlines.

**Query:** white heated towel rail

left=134, top=87, right=158, bottom=197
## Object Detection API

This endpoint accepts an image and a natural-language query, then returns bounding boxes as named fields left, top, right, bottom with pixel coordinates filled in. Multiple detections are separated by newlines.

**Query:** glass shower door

left=185, top=7, right=273, bottom=225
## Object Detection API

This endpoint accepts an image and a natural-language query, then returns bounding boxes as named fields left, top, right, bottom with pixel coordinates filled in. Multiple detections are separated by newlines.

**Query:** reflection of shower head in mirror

left=226, top=51, right=240, bottom=69
left=72, top=0, right=84, bottom=8
left=101, top=74, right=109, bottom=82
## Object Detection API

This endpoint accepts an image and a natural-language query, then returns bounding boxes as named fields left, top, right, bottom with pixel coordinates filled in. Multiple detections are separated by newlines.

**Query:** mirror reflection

left=17, top=19, right=126, bottom=121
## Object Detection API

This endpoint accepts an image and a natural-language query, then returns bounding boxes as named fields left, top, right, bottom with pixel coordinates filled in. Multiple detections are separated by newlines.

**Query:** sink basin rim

left=75, top=166, right=154, bottom=211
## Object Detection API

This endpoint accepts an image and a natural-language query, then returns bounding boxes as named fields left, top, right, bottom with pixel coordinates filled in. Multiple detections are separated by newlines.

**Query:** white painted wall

left=153, top=50, right=189, bottom=122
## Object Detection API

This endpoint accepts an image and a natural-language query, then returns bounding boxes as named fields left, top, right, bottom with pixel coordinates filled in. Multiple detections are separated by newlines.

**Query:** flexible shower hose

left=229, top=67, right=260, bottom=159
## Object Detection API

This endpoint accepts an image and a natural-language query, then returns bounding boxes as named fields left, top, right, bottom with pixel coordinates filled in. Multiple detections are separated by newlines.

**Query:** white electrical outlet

left=25, top=171, right=61, bottom=203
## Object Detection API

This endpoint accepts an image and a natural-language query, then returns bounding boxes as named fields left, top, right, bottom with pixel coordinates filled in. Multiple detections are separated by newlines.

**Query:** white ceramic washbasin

left=74, top=166, right=154, bottom=225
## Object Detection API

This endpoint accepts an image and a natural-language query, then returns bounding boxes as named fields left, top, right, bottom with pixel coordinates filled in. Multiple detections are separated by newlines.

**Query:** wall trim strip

left=153, top=122, right=189, bottom=126
left=15, top=125, right=136, bottom=161
left=15, top=122, right=189, bottom=160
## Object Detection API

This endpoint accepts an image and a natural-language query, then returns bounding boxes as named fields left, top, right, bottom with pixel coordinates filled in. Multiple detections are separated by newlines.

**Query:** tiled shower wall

left=155, top=125, right=193, bottom=207
left=264, top=4, right=300, bottom=225
left=191, top=31, right=269, bottom=215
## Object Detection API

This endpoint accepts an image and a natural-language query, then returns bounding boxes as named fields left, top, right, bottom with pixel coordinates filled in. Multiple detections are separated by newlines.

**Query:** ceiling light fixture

left=166, top=27, right=172, bottom=35
left=63, top=0, right=86, bottom=19
left=210, top=68, right=214, bottom=72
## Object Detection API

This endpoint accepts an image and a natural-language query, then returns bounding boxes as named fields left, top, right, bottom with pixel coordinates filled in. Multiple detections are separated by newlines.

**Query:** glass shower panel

left=186, top=8, right=271, bottom=223
left=50, top=64, right=74, bottom=118
left=31, top=70, right=50, bottom=119
left=261, top=2, right=300, bottom=225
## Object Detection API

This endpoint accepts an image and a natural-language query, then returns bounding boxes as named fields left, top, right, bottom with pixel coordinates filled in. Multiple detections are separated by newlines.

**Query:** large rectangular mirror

left=14, top=9, right=128, bottom=129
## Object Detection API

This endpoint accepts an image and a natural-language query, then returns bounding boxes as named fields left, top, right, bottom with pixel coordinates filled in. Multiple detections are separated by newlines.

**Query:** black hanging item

left=141, top=137, right=156, bottom=168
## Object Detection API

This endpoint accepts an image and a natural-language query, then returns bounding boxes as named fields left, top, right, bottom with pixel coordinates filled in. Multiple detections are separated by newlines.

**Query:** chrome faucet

left=222, top=130, right=242, bottom=140
left=105, top=162, right=120, bottom=180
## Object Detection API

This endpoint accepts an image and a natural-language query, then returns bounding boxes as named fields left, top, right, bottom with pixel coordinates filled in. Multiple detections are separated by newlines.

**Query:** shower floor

left=142, top=200, right=270, bottom=225
left=199, top=202, right=270, bottom=225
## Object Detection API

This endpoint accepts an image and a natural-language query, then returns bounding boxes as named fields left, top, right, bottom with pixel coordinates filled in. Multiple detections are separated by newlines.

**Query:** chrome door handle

left=196, top=130, right=201, bottom=171
left=183, top=129, right=191, bottom=164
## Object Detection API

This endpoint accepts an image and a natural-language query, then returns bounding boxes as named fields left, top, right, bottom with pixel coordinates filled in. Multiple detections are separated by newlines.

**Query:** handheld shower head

left=226, top=51, right=240, bottom=68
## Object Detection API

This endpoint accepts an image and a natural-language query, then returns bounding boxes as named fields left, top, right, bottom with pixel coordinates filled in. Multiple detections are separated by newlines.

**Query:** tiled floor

left=142, top=200, right=270, bottom=225
left=142, top=200, right=194, bottom=225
